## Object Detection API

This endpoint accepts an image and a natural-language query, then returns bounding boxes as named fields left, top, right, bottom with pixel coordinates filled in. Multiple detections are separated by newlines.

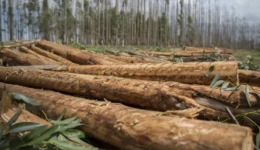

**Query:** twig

left=225, top=107, right=240, bottom=125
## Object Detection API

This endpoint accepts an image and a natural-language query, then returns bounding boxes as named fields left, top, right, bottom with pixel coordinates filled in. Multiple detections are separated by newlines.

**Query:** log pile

left=0, top=40, right=259, bottom=150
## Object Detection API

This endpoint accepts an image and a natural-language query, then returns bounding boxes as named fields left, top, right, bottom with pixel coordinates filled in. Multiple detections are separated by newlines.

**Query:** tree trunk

left=28, top=45, right=78, bottom=65
left=58, top=62, right=239, bottom=85
left=36, top=40, right=125, bottom=65
left=0, top=67, right=258, bottom=119
left=0, top=83, right=254, bottom=150
left=8, top=0, right=14, bottom=40
left=239, top=70, right=260, bottom=87
left=0, top=49, right=60, bottom=65
left=18, top=46, right=63, bottom=65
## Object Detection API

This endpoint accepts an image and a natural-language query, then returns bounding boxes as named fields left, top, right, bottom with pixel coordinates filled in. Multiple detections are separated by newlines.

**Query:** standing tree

left=39, top=0, right=50, bottom=40
left=8, top=0, right=13, bottom=40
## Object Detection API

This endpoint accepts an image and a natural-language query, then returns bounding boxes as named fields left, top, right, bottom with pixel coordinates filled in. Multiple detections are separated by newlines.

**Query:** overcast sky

left=218, top=0, right=260, bottom=24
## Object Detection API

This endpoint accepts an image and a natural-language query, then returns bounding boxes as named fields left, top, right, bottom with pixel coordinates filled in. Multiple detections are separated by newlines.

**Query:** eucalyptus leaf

left=62, top=129, right=85, bottom=139
left=50, top=117, right=77, bottom=125
left=256, top=132, right=260, bottom=148
left=8, top=122, right=44, bottom=134
left=10, top=93, right=40, bottom=106
left=50, top=139, right=96, bottom=150
left=211, top=80, right=224, bottom=92
left=7, top=108, right=22, bottom=127
left=210, top=73, right=221, bottom=87
left=205, top=66, right=215, bottom=77
left=220, top=82, right=229, bottom=96
left=225, top=85, right=242, bottom=91
left=57, top=109, right=67, bottom=121
left=245, top=85, right=251, bottom=107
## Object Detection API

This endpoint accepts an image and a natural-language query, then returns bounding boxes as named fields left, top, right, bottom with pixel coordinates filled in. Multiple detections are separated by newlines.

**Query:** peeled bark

left=239, top=70, right=260, bottom=87
left=58, top=62, right=239, bottom=85
left=0, top=67, right=258, bottom=119
left=36, top=40, right=126, bottom=65
left=0, top=83, right=254, bottom=150
left=28, top=45, right=78, bottom=65
left=0, top=49, right=60, bottom=65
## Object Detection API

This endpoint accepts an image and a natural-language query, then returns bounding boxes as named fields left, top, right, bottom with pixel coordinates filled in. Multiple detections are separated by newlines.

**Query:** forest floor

left=232, top=49, right=260, bottom=64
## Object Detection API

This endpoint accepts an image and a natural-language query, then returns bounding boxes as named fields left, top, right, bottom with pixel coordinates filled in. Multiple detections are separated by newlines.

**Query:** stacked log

left=36, top=40, right=126, bottom=65
left=0, top=83, right=254, bottom=150
left=239, top=70, right=260, bottom=87
left=0, top=40, right=259, bottom=150
left=53, top=62, right=239, bottom=85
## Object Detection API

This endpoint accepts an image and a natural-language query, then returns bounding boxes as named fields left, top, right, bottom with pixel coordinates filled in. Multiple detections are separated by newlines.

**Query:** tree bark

left=28, top=45, right=78, bottom=65
left=0, top=67, right=258, bottom=119
left=0, top=83, right=254, bottom=150
left=18, top=46, right=63, bottom=65
left=0, top=49, right=60, bottom=65
left=36, top=40, right=126, bottom=65
left=57, top=62, right=239, bottom=85
left=239, top=70, right=260, bottom=87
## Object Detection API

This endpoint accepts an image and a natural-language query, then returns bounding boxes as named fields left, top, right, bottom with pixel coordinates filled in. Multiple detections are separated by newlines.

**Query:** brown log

left=0, top=49, right=60, bottom=65
left=28, top=45, right=78, bottom=65
left=1, top=91, right=50, bottom=126
left=36, top=40, right=126, bottom=65
left=0, top=83, right=254, bottom=150
left=107, top=54, right=162, bottom=63
left=58, top=62, right=238, bottom=85
left=239, top=69, right=260, bottom=87
left=19, top=46, right=63, bottom=65
left=0, top=67, right=258, bottom=119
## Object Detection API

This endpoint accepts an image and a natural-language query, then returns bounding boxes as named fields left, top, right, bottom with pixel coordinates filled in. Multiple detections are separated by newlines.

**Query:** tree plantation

left=0, top=0, right=260, bottom=49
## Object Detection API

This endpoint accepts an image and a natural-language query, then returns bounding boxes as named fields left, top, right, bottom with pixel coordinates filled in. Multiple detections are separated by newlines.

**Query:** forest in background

left=0, top=0, right=260, bottom=50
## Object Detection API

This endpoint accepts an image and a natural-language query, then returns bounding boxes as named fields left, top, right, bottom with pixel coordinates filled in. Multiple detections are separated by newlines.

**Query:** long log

left=19, top=46, right=63, bottom=65
left=0, top=67, right=258, bottom=119
left=28, top=45, right=78, bottom=65
left=0, top=83, right=254, bottom=150
left=36, top=40, right=126, bottom=65
left=0, top=49, right=61, bottom=65
left=239, top=70, right=260, bottom=87
left=107, top=54, right=162, bottom=64
left=56, top=62, right=238, bottom=85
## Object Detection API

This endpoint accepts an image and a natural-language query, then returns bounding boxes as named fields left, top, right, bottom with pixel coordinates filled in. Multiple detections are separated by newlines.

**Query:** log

left=28, top=45, right=78, bottom=65
left=239, top=70, right=260, bottom=87
left=36, top=40, right=126, bottom=65
left=0, top=67, right=258, bottom=119
left=0, top=49, right=61, bottom=65
left=57, top=62, right=239, bottom=85
left=0, top=83, right=254, bottom=150
left=19, top=46, right=63, bottom=65
left=107, top=54, right=161, bottom=64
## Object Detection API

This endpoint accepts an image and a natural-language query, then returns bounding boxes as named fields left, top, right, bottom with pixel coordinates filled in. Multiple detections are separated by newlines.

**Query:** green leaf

left=8, top=122, right=44, bottom=134
left=220, top=82, right=230, bottom=96
left=57, top=109, right=67, bottom=121
left=225, top=85, right=242, bottom=91
left=211, top=80, right=224, bottom=92
left=0, top=125, right=4, bottom=140
left=245, top=85, right=251, bottom=107
left=256, top=132, right=260, bottom=148
left=49, top=139, right=96, bottom=150
left=21, top=125, right=49, bottom=145
left=7, top=108, right=22, bottom=127
left=62, top=129, right=85, bottom=139
left=205, top=66, right=215, bottom=77
left=50, top=117, right=77, bottom=125
left=10, top=93, right=40, bottom=106
left=210, top=73, right=221, bottom=87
